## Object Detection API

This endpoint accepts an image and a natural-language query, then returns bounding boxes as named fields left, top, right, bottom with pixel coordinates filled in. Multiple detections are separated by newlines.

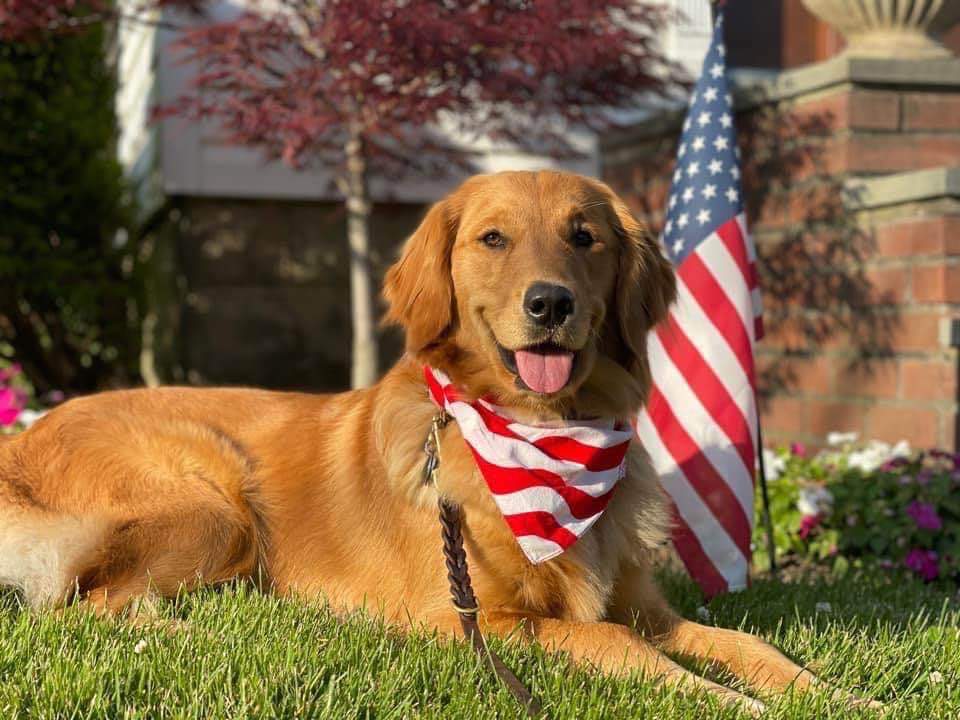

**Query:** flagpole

left=708, top=0, right=777, bottom=579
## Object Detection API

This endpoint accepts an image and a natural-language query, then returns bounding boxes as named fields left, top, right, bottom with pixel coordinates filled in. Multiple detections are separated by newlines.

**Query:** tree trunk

left=343, top=132, right=378, bottom=389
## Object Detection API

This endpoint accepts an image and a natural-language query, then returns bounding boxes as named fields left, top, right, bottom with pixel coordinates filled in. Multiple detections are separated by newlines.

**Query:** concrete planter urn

left=802, top=0, right=960, bottom=58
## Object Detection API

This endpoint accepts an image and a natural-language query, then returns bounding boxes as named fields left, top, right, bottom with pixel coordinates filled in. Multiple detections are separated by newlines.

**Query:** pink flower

left=790, top=442, right=807, bottom=457
left=798, top=514, right=821, bottom=540
left=0, top=387, right=23, bottom=427
left=906, top=501, right=943, bottom=531
left=904, top=548, right=939, bottom=581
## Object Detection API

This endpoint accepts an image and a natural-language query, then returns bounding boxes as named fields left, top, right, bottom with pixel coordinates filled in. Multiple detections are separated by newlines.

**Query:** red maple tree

left=0, top=1, right=202, bottom=40
left=2, top=0, right=680, bottom=388
left=159, top=0, right=679, bottom=387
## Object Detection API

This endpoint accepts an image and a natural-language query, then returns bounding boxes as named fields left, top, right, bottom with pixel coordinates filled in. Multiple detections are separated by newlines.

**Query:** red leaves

left=0, top=0, right=88, bottom=40
left=3, top=0, right=682, bottom=179
left=0, top=0, right=205, bottom=41
left=158, top=0, right=681, bottom=176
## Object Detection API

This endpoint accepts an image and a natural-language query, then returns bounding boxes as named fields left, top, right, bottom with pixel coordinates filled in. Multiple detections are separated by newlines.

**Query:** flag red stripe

left=469, top=449, right=617, bottom=519
left=668, top=502, right=730, bottom=598
left=677, top=253, right=755, bottom=385
left=748, top=261, right=760, bottom=292
left=656, top=315, right=755, bottom=478
left=503, top=511, right=580, bottom=549
left=646, top=383, right=752, bottom=558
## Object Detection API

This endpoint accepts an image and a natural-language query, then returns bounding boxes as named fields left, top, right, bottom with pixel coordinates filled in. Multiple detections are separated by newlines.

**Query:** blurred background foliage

left=0, top=21, right=142, bottom=396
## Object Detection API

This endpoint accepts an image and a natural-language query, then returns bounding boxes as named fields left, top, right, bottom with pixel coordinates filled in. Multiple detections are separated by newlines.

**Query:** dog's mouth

left=497, top=342, right=578, bottom=395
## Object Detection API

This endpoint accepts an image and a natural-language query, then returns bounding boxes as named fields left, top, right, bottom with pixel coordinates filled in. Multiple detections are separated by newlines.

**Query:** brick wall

left=602, top=57, right=960, bottom=450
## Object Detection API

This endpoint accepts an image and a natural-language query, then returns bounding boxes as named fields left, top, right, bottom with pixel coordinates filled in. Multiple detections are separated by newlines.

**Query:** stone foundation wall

left=602, top=56, right=960, bottom=450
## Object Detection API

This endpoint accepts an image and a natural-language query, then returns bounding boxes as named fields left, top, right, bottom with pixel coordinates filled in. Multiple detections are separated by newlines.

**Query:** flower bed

left=757, top=434, right=960, bottom=582
left=0, top=364, right=46, bottom=433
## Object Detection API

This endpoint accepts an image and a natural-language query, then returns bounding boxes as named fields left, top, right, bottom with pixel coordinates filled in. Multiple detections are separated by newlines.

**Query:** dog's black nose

left=524, top=282, right=575, bottom=328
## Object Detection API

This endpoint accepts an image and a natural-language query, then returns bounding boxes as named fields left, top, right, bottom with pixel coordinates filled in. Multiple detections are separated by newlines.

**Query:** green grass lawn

left=0, top=570, right=957, bottom=719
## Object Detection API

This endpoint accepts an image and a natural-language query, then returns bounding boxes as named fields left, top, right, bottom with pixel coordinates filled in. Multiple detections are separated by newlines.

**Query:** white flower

left=761, top=448, right=786, bottom=481
left=797, top=486, right=833, bottom=516
left=846, top=439, right=911, bottom=473
left=890, top=440, right=911, bottom=459
left=815, top=602, right=832, bottom=613
left=930, top=670, right=944, bottom=684
left=17, top=409, right=46, bottom=428
left=133, top=639, right=148, bottom=654
left=696, top=606, right=711, bottom=622
left=826, top=431, right=858, bottom=447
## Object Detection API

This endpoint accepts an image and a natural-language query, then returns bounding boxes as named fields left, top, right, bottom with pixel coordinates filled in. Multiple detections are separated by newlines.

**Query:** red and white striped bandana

left=424, top=366, right=633, bottom=564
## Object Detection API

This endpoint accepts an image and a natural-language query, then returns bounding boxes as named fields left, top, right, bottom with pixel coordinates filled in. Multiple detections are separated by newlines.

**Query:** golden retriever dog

left=0, top=171, right=862, bottom=715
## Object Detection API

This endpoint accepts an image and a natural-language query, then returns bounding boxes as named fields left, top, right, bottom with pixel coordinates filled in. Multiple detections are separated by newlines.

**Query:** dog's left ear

left=605, top=188, right=677, bottom=390
left=383, top=197, right=458, bottom=353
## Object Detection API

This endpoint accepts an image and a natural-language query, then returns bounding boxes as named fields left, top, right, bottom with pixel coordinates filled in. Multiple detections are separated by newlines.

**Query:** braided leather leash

left=424, top=412, right=543, bottom=717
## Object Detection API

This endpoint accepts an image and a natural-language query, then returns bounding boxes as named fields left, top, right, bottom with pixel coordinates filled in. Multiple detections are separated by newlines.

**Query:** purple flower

left=790, top=442, right=807, bottom=458
left=917, top=469, right=933, bottom=486
left=799, top=514, right=821, bottom=540
left=899, top=474, right=914, bottom=486
left=882, top=457, right=909, bottom=472
left=906, top=501, right=943, bottom=531
left=904, top=548, right=939, bottom=581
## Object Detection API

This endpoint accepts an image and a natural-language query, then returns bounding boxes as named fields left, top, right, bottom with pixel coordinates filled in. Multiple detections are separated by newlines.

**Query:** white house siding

left=663, top=0, right=713, bottom=78
left=115, top=0, right=708, bottom=205
left=115, top=5, right=162, bottom=213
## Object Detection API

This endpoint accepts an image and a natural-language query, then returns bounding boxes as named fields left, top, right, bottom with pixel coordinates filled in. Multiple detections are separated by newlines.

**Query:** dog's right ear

left=383, top=198, right=457, bottom=353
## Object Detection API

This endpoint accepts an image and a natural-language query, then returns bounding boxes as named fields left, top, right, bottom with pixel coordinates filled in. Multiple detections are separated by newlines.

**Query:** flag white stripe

left=637, top=410, right=748, bottom=589
left=737, top=214, right=755, bottom=263
left=648, top=333, right=754, bottom=521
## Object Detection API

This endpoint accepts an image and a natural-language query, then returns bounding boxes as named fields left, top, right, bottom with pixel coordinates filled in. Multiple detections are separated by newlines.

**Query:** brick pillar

left=602, top=55, right=960, bottom=451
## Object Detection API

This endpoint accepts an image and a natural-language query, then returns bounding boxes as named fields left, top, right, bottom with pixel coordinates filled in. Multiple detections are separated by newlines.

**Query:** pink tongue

left=514, top=349, right=574, bottom=394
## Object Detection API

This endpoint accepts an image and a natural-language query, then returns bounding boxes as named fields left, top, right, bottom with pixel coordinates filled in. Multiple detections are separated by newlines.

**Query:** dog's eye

left=572, top=229, right=594, bottom=248
left=481, top=231, right=505, bottom=248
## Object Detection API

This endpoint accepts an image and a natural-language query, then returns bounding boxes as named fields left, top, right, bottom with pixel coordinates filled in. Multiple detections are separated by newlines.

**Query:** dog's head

left=384, top=171, right=675, bottom=417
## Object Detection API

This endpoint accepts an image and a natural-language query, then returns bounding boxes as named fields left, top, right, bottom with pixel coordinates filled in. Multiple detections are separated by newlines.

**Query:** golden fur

left=0, top=171, right=872, bottom=714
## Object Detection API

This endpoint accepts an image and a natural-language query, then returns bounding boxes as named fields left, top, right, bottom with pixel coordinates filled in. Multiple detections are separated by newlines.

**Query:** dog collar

left=423, top=365, right=632, bottom=564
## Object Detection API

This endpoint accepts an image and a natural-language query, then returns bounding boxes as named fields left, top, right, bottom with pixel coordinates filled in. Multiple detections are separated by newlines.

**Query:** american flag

left=636, top=10, right=763, bottom=597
